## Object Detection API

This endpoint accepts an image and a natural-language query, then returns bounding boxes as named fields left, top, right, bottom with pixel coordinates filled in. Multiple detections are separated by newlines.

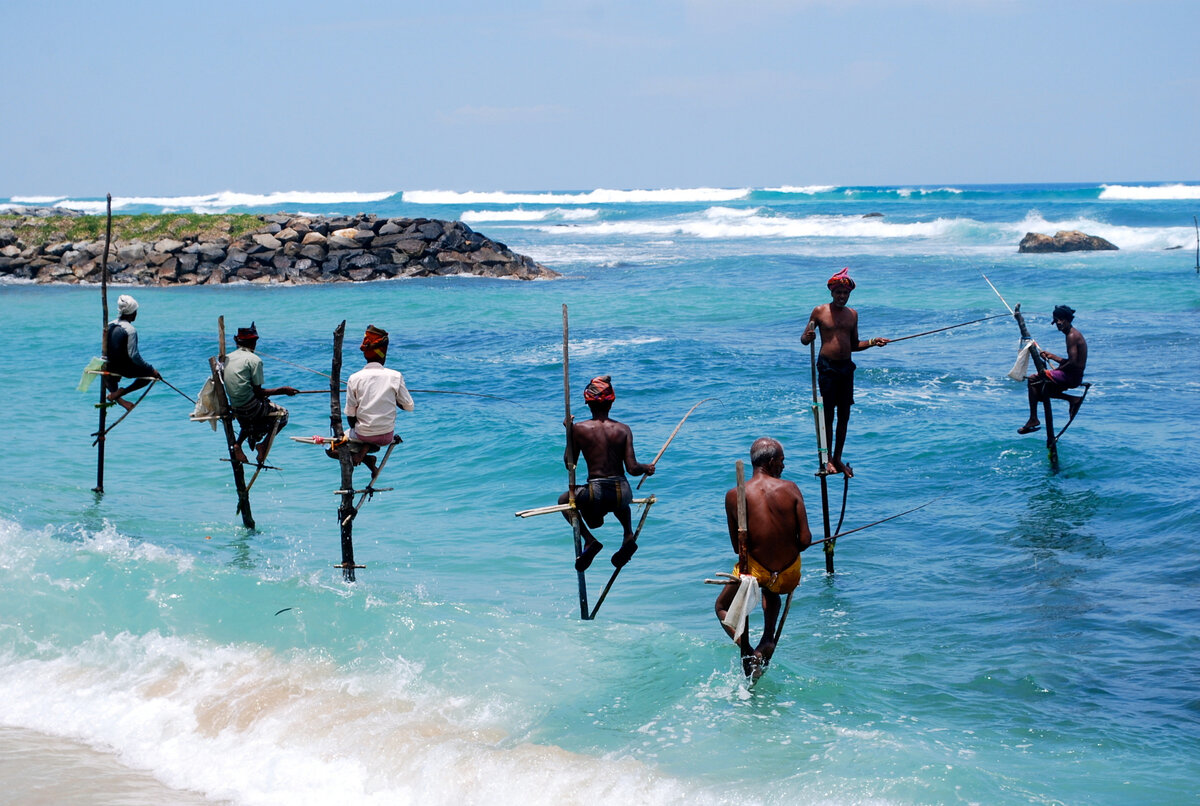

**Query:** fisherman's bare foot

left=611, top=539, right=638, bottom=568
left=831, top=458, right=854, bottom=478
left=1017, top=420, right=1041, bottom=434
left=232, top=446, right=250, bottom=464
left=741, top=651, right=764, bottom=679
left=107, top=392, right=135, bottom=412
left=255, top=444, right=269, bottom=464
left=822, top=461, right=837, bottom=476
left=756, top=639, right=777, bottom=664
left=362, top=455, right=378, bottom=475
left=575, top=540, right=603, bottom=572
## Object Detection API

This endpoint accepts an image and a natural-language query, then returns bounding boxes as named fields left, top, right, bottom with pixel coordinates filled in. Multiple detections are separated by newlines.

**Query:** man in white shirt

left=342, top=324, right=414, bottom=472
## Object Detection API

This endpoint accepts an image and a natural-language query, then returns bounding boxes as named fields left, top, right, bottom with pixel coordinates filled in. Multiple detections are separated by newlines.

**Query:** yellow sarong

left=734, top=554, right=801, bottom=595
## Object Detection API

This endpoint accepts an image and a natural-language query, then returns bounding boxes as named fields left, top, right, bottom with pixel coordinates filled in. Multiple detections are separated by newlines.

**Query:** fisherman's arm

left=394, top=376, right=415, bottom=412
left=255, top=385, right=298, bottom=398
left=623, top=427, right=655, bottom=476
left=725, top=490, right=741, bottom=554
left=794, top=490, right=813, bottom=551
left=850, top=314, right=888, bottom=351
left=800, top=308, right=822, bottom=345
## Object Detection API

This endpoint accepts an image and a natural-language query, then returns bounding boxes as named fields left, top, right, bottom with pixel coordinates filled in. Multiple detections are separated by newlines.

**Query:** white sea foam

left=26, top=191, right=396, bottom=215
left=1098, top=183, right=1200, bottom=200
left=9, top=195, right=67, bottom=204
left=762, top=185, right=837, bottom=194
left=0, top=631, right=705, bottom=806
left=461, top=207, right=601, bottom=223
left=403, top=188, right=750, bottom=205
left=539, top=207, right=963, bottom=240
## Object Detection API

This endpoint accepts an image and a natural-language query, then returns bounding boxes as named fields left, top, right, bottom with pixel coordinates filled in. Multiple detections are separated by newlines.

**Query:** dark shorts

left=232, top=398, right=289, bottom=446
left=817, top=356, right=856, bottom=407
left=1031, top=369, right=1083, bottom=396
left=573, top=476, right=632, bottom=528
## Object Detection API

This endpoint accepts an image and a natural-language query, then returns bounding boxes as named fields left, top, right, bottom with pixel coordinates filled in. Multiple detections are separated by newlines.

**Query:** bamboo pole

left=1012, top=303, right=1057, bottom=468
left=212, top=317, right=255, bottom=529
left=330, top=321, right=361, bottom=581
left=563, top=304, right=589, bottom=619
left=93, top=194, right=112, bottom=494
left=809, top=326, right=835, bottom=573
left=587, top=495, right=656, bottom=620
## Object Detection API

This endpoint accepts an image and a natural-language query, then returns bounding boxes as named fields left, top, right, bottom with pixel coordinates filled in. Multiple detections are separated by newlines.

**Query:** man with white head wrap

left=104, top=294, right=159, bottom=411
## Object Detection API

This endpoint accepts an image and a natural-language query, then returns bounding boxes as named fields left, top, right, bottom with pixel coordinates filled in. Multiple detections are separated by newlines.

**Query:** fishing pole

left=636, top=397, right=719, bottom=490
left=288, top=388, right=515, bottom=402
left=888, top=313, right=1009, bottom=343
left=810, top=500, right=932, bottom=547
left=981, top=272, right=1015, bottom=315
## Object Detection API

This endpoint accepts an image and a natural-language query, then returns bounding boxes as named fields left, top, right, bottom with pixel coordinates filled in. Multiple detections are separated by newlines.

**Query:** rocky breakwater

left=0, top=212, right=557, bottom=285
left=1018, top=230, right=1118, bottom=253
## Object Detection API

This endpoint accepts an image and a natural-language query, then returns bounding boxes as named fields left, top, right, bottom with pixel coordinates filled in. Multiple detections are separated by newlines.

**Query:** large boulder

left=1019, top=230, right=1118, bottom=253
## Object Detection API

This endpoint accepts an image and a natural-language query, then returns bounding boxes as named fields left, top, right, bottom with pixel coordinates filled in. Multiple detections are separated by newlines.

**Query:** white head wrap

left=117, top=294, right=138, bottom=316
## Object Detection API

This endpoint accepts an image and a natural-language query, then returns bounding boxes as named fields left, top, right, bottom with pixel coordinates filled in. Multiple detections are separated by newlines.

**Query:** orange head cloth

left=583, top=375, right=615, bottom=403
left=827, top=267, right=856, bottom=290
left=360, top=325, right=389, bottom=361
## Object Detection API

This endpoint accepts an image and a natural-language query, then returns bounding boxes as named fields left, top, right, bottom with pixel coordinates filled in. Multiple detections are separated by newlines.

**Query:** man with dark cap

left=1018, top=305, right=1088, bottom=434
left=222, top=323, right=298, bottom=464
left=559, top=375, right=656, bottom=571
left=800, top=268, right=889, bottom=477
left=104, top=294, right=160, bottom=411
left=341, top=325, right=414, bottom=472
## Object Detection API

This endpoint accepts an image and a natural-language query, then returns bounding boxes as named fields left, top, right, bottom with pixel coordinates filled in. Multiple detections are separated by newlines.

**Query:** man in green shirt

left=223, top=323, right=298, bottom=464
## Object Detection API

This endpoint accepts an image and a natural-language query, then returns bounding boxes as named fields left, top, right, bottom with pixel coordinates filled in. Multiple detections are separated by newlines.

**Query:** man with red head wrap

left=341, top=325, right=414, bottom=472
left=558, top=375, right=656, bottom=571
left=800, top=268, right=889, bottom=477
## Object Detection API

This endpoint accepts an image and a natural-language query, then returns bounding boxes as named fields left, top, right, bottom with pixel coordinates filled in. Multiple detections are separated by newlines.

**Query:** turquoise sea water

left=1, top=183, right=1198, bottom=804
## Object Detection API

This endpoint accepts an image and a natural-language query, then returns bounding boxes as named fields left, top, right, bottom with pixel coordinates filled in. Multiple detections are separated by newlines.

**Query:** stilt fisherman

left=104, top=294, right=160, bottom=411
left=800, top=268, right=889, bottom=477
left=222, top=322, right=298, bottom=464
left=714, top=438, right=812, bottom=673
left=1018, top=305, right=1088, bottom=434
left=332, top=325, right=414, bottom=473
left=559, top=375, right=656, bottom=572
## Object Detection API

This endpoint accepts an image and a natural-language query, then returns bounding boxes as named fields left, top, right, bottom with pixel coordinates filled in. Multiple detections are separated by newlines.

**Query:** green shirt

left=223, top=347, right=263, bottom=409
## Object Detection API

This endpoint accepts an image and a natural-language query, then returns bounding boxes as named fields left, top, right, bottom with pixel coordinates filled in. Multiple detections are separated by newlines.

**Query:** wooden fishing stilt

left=809, top=326, right=836, bottom=573
left=93, top=194, right=113, bottom=494
left=587, top=495, right=656, bottom=620
left=563, top=304, right=589, bottom=619
left=210, top=317, right=255, bottom=529
left=1012, top=304, right=1058, bottom=468
left=330, top=321, right=362, bottom=581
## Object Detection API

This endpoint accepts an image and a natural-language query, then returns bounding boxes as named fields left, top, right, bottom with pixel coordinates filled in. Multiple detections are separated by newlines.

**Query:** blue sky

left=3, top=0, right=1197, bottom=195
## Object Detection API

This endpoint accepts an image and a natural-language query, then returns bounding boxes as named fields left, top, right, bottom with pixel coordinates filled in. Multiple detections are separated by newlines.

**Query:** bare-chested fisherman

left=1018, top=304, right=1088, bottom=434
left=714, top=437, right=812, bottom=669
left=800, top=268, right=889, bottom=477
left=559, top=375, right=656, bottom=572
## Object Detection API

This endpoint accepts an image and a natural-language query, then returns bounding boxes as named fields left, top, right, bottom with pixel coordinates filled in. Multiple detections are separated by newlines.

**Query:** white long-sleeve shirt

left=345, top=362, right=414, bottom=437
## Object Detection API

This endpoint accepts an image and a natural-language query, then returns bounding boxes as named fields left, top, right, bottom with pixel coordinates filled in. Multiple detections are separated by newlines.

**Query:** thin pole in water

left=94, top=194, right=112, bottom=494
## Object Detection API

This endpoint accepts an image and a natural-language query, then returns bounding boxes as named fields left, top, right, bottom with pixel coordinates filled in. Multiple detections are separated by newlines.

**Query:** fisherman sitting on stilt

left=223, top=322, right=298, bottom=464
left=1018, top=305, right=1088, bottom=434
left=104, top=295, right=160, bottom=411
left=330, top=325, right=413, bottom=473
left=714, top=438, right=812, bottom=676
left=800, top=268, right=889, bottom=477
left=559, top=375, right=655, bottom=572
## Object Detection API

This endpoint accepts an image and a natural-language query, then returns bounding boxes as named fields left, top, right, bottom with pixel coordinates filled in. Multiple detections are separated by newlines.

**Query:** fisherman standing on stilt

left=714, top=438, right=812, bottom=674
left=223, top=323, right=298, bottom=465
left=104, top=295, right=160, bottom=411
left=330, top=325, right=413, bottom=473
left=800, top=268, right=889, bottom=477
left=1018, top=305, right=1087, bottom=435
left=559, top=375, right=655, bottom=572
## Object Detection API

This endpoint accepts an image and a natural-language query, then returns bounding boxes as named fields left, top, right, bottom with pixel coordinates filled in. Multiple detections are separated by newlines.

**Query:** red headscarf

left=583, top=375, right=615, bottom=402
left=827, top=267, right=856, bottom=290
left=361, top=325, right=389, bottom=361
